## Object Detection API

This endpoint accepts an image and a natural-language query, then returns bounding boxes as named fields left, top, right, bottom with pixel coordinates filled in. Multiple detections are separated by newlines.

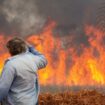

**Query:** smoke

left=0, top=0, right=103, bottom=36
left=35, top=0, right=100, bottom=34
left=0, top=0, right=46, bottom=36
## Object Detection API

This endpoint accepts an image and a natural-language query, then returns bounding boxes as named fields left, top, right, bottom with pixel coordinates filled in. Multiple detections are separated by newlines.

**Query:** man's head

left=6, top=37, right=27, bottom=56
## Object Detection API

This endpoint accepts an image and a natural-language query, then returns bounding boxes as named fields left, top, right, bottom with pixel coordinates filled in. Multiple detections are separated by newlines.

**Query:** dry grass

left=39, top=90, right=105, bottom=105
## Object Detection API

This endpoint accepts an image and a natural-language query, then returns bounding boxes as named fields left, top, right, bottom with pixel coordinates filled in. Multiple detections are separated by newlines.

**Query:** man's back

left=1, top=48, right=47, bottom=105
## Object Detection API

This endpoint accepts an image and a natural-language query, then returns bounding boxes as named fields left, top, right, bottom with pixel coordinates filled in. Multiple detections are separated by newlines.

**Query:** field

left=39, top=90, right=105, bottom=105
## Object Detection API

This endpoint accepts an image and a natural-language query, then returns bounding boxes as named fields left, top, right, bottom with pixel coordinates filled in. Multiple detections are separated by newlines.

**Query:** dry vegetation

left=39, top=90, right=105, bottom=105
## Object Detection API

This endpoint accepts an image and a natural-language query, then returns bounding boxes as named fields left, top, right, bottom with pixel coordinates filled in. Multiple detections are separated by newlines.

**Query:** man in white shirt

left=0, top=37, right=47, bottom=105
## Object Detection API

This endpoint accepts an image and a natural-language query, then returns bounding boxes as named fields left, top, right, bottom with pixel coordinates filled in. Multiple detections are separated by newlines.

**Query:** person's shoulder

left=4, top=54, right=21, bottom=65
left=4, top=58, right=14, bottom=68
left=5, top=52, right=34, bottom=64
left=5, top=56, right=16, bottom=64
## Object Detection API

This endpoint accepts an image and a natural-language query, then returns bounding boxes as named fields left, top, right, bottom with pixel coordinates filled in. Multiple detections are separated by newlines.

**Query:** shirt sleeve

left=0, top=62, right=16, bottom=101
left=28, top=46, right=48, bottom=69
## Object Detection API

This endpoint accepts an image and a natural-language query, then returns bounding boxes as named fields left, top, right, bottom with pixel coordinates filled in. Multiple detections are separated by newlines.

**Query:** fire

left=27, top=21, right=67, bottom=86
left=0, top=21, right=105, bottom=86
left=0, top=35, right=10, bottom=74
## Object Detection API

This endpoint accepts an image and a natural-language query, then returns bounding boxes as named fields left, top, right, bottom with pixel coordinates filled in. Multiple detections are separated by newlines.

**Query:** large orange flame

left=0, top=21, right=105, bottom=86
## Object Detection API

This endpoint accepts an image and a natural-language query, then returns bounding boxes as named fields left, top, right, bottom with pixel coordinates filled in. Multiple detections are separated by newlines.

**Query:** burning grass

left=39, top=90, right=105, bottom=105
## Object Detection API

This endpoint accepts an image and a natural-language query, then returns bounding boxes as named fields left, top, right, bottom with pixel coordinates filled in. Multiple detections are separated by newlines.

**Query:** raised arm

left=0, top=62, right=16, bottom=101
left=28, top=46, right=48, bottom=69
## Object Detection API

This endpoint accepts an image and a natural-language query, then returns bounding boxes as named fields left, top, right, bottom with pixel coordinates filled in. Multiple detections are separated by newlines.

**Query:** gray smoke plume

left=35, top=0, right=100, bottom=35
left=0, top=0, right=46, bottom=36
left=0, top=0, right=103, bottom=36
